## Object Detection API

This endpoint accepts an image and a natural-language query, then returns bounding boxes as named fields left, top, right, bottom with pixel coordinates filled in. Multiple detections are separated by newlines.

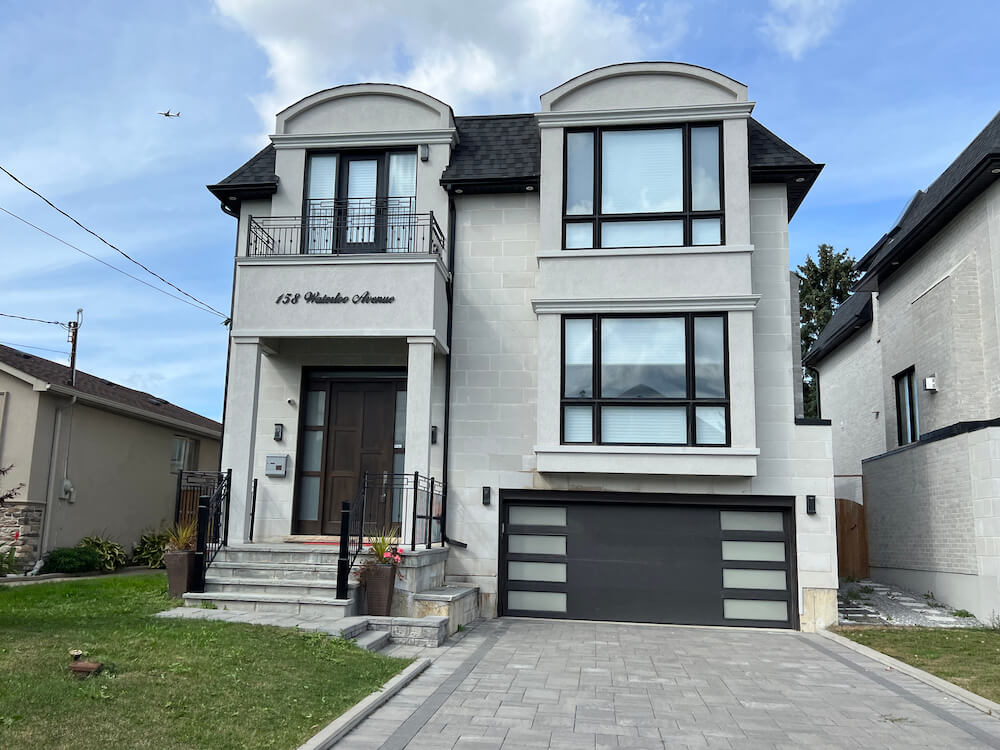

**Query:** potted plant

left=355, top=527, right=403, bottom=617
left=164, top=521, right=197, bottom=597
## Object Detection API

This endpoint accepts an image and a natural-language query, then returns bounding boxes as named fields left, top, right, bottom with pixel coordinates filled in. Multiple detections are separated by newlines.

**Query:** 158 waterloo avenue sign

left=275, top=291, right=396, bottom=305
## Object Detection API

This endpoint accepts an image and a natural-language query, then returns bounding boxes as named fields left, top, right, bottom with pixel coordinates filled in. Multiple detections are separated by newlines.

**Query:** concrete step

left=182, top=590, right=357, bottom=618
left=203, top=577, right=356, bottom=598
left=214, top=544, right=345, bottom=566
left=208, top=561, right=342, bottom=581
left=353, top=629, right=390, bottom=652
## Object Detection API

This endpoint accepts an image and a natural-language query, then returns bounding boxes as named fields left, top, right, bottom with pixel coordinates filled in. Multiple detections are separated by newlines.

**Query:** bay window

left=564, top=124, right=723, bottom=249
left=562, top=313, right=729, bottom=446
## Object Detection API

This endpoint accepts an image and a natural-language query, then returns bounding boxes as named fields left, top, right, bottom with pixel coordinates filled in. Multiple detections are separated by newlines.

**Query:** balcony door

left=305, top=151, right=417, bottom=254
left=295, top=377, right=403, bottom=536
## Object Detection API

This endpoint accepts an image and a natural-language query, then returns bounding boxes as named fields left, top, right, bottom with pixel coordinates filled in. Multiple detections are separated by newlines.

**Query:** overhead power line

left=0, top=164, right=228, bottom=319
left=0, top=341, right=71, bottom=356
left=0, top=311, right=66, bottom=327
left=0, top=205, right=224, bottom=317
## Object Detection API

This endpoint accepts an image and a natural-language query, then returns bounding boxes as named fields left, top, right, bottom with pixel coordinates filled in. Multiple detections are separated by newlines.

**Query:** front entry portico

left=294, top=374, right=405, bottom=536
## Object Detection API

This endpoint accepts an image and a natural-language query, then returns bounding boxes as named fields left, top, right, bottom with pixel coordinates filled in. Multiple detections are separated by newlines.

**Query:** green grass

left=835, top=626, right=1000, bottom=702
left=0, top=574, right=408, bottom=749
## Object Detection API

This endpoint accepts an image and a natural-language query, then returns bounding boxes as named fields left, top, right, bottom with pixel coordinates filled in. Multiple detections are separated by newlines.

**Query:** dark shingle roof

left=747, top=119, right=813, bottom=167
left=208, top=116, right=819, bottom=209
left=856, top=111, right=1000, bottom=278
left=215, top=144, right=277, bottom=186
left=0, top=345, right=221, bottom=434
left=441, top=114, right=540, bottom=186
left=802, top=292, right=873, bottom=367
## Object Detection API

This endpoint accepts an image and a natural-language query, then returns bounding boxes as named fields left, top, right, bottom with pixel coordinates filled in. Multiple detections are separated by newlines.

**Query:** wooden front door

left=295, top=380, right=396, bottom=536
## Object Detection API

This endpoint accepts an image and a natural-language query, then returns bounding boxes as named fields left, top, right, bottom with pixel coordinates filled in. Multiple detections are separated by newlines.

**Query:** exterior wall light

left=806, top=495, right=817, bottom=515
left=420, top=144, right=430, bottom=161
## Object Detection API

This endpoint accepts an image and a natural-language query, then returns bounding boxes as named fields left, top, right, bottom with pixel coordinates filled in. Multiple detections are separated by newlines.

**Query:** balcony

left=248, top=198, right=445, bottom=257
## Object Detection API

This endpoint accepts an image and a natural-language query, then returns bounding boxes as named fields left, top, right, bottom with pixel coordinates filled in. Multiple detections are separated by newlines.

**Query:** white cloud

left=215, top=0, right=690, bottom=127
left=761, top=0, right=848, bottom=59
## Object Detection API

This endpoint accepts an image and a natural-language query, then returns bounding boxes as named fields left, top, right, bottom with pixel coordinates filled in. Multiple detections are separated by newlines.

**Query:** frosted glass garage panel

left=723, top=569, right=787, bottom=590
left=508, top=535, right=566, bottom=555
left=509, top=506, right=566, bottom=526
left=508, top=591, right=567, bottom=612
left=724, top=599, right=788, bottom=621
left=720, top=511, right=784, bottom=532
left=722, top=541, right=785, bottom=562
left=508, top=561, right=567, bottom=583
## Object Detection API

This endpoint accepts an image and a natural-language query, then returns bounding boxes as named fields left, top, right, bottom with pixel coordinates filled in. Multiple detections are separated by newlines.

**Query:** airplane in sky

left=156, top=110, right=180, bottom=118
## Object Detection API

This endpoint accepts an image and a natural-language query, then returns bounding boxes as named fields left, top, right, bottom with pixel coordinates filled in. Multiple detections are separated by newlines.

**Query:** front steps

left=182, top=543, right=360, bottom=618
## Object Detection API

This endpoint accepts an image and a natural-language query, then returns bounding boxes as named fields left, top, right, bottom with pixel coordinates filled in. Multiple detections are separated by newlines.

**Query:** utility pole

left=67, top=308, right=83, bottom=386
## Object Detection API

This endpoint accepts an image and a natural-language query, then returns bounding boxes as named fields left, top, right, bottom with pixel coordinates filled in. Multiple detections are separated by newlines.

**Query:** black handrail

left=192, top=469, right=231, bottom=592
left=334, top=471, right=446, bottom=599
left=248, top=198, right=445, bottom=257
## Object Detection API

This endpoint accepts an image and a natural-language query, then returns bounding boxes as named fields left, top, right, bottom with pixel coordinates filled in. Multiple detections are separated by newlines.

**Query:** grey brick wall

left=864, top=434, right=978, bottom=574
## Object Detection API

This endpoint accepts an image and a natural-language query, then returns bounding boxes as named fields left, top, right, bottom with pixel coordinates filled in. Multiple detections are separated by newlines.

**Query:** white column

left=221, top=338, right=263, bottom=543
left=402, top=336, right=435, bottom=543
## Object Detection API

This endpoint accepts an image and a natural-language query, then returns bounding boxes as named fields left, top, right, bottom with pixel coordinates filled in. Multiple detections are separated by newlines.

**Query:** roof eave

left=206, top=180, right=279, bottom=215
left=441, top=175, right=540, bottom=195
left=803, top=294, right=874, bottom=367
left=749, top=163, right=824, bottom=219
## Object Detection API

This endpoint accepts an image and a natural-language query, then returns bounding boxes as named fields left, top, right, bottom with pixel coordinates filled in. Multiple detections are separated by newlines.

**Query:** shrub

left=132, top=531, right=169, bottom=569
left=78, top=537, right=128, bottom=572
left=165, top=521, right=197, bottom=551
left=41, top=546, right=101, bottom=574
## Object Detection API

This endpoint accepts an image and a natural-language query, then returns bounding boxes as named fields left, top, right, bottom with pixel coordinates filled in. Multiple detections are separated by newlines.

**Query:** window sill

left=534, top=445, right=759, bottom=476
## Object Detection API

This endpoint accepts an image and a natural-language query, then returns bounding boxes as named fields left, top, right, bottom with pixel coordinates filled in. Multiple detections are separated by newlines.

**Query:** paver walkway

left=336, top=618, right=1000, bottom=749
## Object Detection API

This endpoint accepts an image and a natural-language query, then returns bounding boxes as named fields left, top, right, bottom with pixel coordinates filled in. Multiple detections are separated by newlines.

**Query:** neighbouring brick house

left=206, top=62, right=838, bottom=630
left=0, top=345, right=221, bottom=571
left=806, top=111, right=1000, bottom=617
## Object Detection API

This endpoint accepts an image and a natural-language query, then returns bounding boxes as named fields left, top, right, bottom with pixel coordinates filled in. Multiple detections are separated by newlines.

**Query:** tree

left=0, top=464, right=24, bottom=507
left=798, top=244, right=860, bottom=418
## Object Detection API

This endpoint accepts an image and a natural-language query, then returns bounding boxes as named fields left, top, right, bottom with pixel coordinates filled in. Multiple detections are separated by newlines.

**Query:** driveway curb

left=297, top=657, right=430, bottom=750
left=819, top=628, right=1000, bottom=717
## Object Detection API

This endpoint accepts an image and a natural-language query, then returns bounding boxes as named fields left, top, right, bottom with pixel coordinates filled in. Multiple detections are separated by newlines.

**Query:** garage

left=499, top=491, right=798, bottom=629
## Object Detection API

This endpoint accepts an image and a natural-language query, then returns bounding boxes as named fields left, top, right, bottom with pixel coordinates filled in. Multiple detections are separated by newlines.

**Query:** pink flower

left=383, top=551, right=391, bottom=559
left=393, top=555, right=401, bottom=563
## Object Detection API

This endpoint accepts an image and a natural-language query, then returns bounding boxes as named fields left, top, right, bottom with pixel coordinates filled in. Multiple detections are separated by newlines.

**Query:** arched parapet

left=274, top=83, right=456, bottom=140
left=540, top=62, right=748, bottom=115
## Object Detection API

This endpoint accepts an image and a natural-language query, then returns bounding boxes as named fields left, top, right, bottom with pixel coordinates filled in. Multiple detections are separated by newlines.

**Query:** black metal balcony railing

left=248, top=198, right=445, bottom=257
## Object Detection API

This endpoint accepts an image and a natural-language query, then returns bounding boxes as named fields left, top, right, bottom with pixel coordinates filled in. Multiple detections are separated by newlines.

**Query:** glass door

left=340, top=156, right=379, bottom=252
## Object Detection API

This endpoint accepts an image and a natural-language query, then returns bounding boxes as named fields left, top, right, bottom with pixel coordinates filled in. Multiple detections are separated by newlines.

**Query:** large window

left=564, top=124, right=723, bottom=249
left=562, top=314, right=729, bottom=446
left=305, top=150, right=417, bottom=253
left=894, top=367, right=919, bottom=446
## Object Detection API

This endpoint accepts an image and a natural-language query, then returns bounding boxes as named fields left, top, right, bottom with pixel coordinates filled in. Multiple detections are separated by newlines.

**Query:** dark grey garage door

left=500, top=493, right=797, bottom=628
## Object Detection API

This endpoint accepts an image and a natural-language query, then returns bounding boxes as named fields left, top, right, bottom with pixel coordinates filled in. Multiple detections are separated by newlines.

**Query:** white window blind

left=601, top=406, right=686, bottom=444
left=563, top=406, right=593, bottom=442
left=690, top=126, right=721, bottom=211
left=601, top=129, right=683, bottom=214
left=307, top=155, right=337, bottom=199
left=388, top=152, right=417, bottom=197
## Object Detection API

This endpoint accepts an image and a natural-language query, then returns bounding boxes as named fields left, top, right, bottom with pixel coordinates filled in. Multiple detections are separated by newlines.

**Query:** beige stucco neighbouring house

left=0, top=345, right=221, bottom=570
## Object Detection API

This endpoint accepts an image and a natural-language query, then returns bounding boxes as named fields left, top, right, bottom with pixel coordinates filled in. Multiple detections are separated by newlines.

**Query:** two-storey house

left=807, top=111, right=1000, bottom=617
left=207, top=62, right=837, bottom=630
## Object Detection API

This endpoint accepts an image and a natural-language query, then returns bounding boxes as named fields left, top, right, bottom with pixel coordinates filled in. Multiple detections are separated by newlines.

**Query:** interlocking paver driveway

left=337, top=619, right=1000, bottom=749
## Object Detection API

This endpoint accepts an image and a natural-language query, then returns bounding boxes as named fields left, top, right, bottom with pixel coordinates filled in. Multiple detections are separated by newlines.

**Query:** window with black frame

left=894, top=367, right=919, bottom=446
left=562, top=313, right=729, bottom=446
left=563, top=124, right=723, bottom=249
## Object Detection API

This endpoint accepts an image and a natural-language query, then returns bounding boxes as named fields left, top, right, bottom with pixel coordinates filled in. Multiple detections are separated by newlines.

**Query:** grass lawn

left=835, top=626, right=1000, bottom=703
left=0, top=574, right=409, bottom=749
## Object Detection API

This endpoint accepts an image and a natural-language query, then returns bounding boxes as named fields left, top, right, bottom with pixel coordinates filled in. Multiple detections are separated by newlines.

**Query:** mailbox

left=265, top=454, right=288, bottom=477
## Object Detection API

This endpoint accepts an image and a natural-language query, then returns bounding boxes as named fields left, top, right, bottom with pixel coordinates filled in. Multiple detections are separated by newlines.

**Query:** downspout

left=442, top=194, right=466, bottom=548
left=35, top=394, right=76, bottom=570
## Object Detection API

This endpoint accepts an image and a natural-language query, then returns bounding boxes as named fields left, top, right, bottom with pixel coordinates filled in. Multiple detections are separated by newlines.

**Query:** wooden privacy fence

left=174, top=471, right=223, bottom=527
left=835, top=498, right=869, bottom=579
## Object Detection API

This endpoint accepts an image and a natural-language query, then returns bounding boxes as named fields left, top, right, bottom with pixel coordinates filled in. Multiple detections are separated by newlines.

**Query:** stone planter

left=164, top=550, right=198, bottom=597
left=365, top=564, right=397, bottom=616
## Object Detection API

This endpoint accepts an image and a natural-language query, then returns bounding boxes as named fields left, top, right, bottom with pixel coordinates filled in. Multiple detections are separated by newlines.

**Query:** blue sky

left=1, top=0, right=995, bottom=421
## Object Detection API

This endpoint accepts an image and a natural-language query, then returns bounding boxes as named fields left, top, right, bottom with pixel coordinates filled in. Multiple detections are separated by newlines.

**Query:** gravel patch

left=838, top=579, right=986, bottom=627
